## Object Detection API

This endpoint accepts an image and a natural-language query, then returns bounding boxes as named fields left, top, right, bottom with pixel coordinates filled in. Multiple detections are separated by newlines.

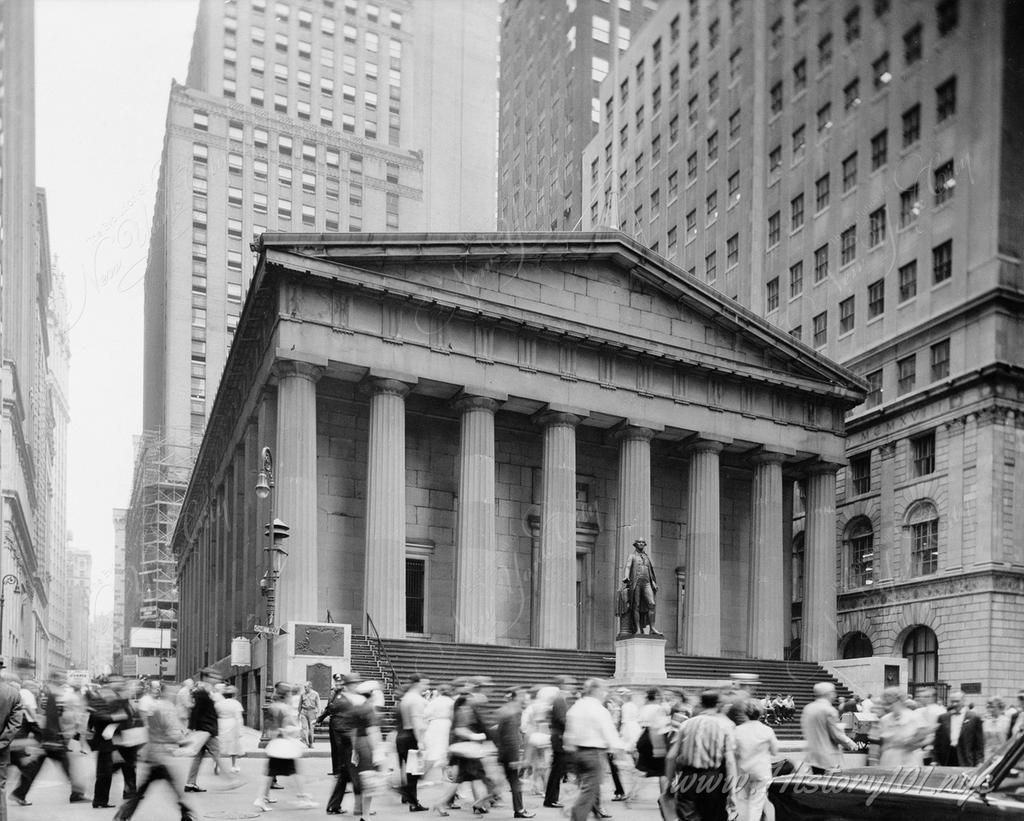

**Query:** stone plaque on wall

left=292, top=623, right=348, bottom=657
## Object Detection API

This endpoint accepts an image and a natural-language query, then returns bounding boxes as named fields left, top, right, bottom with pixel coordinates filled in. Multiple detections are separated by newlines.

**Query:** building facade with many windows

left=582, top=0, right=1024, bottom=695
left=130, top=0, right=499, bottom=676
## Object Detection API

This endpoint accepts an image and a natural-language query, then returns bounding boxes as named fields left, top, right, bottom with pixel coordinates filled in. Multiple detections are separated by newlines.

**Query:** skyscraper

left=497, top=0, right=660, bottom=232
left=130, top=0, right=498, bottom=674
left=582, top=0, right=1024, bottom=693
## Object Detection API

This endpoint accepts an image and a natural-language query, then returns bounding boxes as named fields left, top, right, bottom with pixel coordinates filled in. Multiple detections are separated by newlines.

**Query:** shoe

left=12, top=797, right=32, bottom=806
left=515, top=813, right=537, bottom=819
left=326, top=810, right=344, bottom=815
left=472, top=806, right=489, bottom=815
left=270, top=783, right=285, bottom=790
left=611, top=795, right=626, bottom=802
left=594, top=811, right=613, bottom=819
left=410, top=805, right=429, bottom=813
left=253, top=797, right=273, bottom=812
left=94, top=804, right=116, bottom=809
left=543, top=803, right=563, bottom=809
left=232, top=766, right=241, bottom=774
left=184, top=785, right=206, bottom=793
left=265, top=796, right=278, bottom=804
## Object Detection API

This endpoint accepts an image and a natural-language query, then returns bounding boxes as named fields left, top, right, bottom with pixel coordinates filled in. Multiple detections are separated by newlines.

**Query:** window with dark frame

left=902, top=104, right=921, bottom=147
left=867, top=278, right=885, bottom=318
left=818, top=33, right=833, bottom=68
left=841, top=225, right=857, bottom=265
left=869, top=205, right=886, bottom=247
left=845, top=518, right=874, bottom=587
left=814, top=244, right=829, bottom=281
left=839, top=296, right=855, bottom=333
left=817, top=102, right=832, bottom=133
left=931, top=339, right=951, bottom=380
left=815, top=174, right=830, bottom=211
left=904, top=24, right=922, bottom=65
left=728, top=171, right=740, bottom=199
left=934, top=160, right=955, bottom=205
left=705, top=250, right=717, bottom=281
left=899, top=260, right=918, bottom=301
left=405, top=557, right=426, bottom=633
left=933, top=240, right=952, bottom=283
left=871, top=130, right=888, bottom=170
left=768, top=211, right=780, bottom=246
left=900, top=184, right=920, bottom=227
left=936, top=77, right=957, bottom=122
left=844, top=78, right=860, bottom=111
left=727, top=233, right=739, bottom=266
left=911, top=431, right=936, bottom=476
left=812, top=311, right=827, bottom=347
left=794, top=58, right=807, bottom=92
left=770, top=81, right=783, bottom=114
left=865, top=369, right=883, bottom=407
left=872, top=52, right=890, bottom=89
left=937, top=0, right=959, bottom=36
left=791, top=193, right=805, bottom=230
left=766, top=277, right=779, bottom=311
left=790, top=261, right=804, bottom=297
left=897, top=354, right=916, bottom=395
left=842, top=152, right=858, bottom=191
left=844, top=6, right=861, bottom=42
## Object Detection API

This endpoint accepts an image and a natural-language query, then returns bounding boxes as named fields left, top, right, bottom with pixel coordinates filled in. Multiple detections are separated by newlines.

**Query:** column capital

left=806, top=460, right=844, bottom=476
left=685, top=437, right=726, bottom=456
left=610, top=424, right=657, bottom=444
left=272, top=359, right=324, bottom=383
left=750, top=450, right=788, bottom=467
left=533, top=410, right=584, bottom=429
left=453, top=394, right=501, bottom=414
left=365, top=377, right=413, bottom=398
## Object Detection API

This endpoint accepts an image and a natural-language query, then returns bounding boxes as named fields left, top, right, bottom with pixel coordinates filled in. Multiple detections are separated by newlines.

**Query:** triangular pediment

left=261, top=231, right=866, bottom=405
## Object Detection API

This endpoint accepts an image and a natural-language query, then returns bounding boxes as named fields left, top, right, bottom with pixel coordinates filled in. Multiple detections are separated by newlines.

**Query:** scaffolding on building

left=122, top=428, right=196, bottom=678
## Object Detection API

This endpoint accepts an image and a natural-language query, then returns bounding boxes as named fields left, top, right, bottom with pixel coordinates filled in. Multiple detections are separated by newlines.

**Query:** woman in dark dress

left=431, top=680, right=493, bottom=816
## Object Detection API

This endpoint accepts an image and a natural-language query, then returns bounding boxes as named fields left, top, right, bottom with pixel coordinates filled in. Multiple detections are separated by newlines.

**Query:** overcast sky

left=36, top=0, right=199, bottom=611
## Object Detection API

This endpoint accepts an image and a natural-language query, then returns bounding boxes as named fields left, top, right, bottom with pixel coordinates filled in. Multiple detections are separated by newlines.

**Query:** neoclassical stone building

left=172, top=233, right=865, bottom=695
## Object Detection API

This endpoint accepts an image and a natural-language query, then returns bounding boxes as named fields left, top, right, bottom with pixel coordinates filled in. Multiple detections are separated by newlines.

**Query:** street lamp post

left=0, top=574, right=21, bottom=659
left=256, top=446, right=289, bottom=743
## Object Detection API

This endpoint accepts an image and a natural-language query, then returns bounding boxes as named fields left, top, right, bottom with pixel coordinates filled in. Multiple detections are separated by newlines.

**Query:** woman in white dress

left=422, top=683, right=455, bottom=778
left=877, top=688, right=926, bottom=768
left=216, top=685, right=245, bottom=773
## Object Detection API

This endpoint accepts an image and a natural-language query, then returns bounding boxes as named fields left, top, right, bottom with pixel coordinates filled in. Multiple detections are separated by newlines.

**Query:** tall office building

left=1, top=0, right=72, bottom=676
left=131, top=0, right=498, bottom=674
left=497, top=0, right=660, bottom=232
left=112, top=508, right=127, bottom=672
left=583, top=0, right=1024, bottom=695
left=67, top=548, right=92, bottom=670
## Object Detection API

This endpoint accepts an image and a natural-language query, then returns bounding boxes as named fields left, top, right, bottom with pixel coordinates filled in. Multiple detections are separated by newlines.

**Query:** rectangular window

left=768, top=211, right=781, bottom=246
left=911, top=519, right=938, bottom=576
left=278, top=135, right=293, bottom=156
left=933, top=240, right=953, bottom=283
left=770, top=16, right=783, bottom=51
left=727, top=234, right=739, bottom=267
left=706, top=189, right=718, bottom=217
left=405, top=557, right=426, bottom=634
left=817, top=102, right=832, bottom=133
left=931, top=339, right=951, bottom=380
left=815, top=174, right=830, bottom=210
left=868, top=278, right=885, bottom=318
left=847, top=527, right=874, bottom=589
left=278, top=198, right=292, bottom=220
left=228, top=185, right=243, bottom=206
left=869, top=205, right=886, bottom=247
left=839, top=296, right=855, bottom=333
left=865, top=369, right=883, bottom=407
left=818, top=33, right=833, bottom=68
left=766, top=277, right=779, bottom=311
left=812, top=311, right=827, bottom=347
left=669, top=64, right=679, bottom=93
left=669, top=115, right=680, bottom=145
left=687, top=152, right=698, bottom=181
left=936, top=77, right=957, bottom=122
left=728, top=109, right=741, bottom=140
left=871, top=130, right=888, bottom=170
left=814, top=244, right=829, bottom=281
left=688, top=94, right=698, bottom=125
left=900, top=184, right=920, bottom=227
left=769, top=145, right=782, bottom=173
left=707, top=131, right=718, bottom=163
left=844, top=6, right=861, bottom=42
left=937, top=0, right=959, bottom=35
left=897, top=354, right=916, bottom=394
left=791, top=194, right=804, bottom=231
left=904, top=24, right=923, bottom=65
left=902, top=104, right=921, bottom=148
left=911, top=431, right=936, bottom=476
left=790, top=261, right=804, bottom=297
left=728, top=171, right=740, bottom=199
left=850, top=453, right=871, bottom=495
left=841, top=225, right=857, bottom=265
left=193, top=110, right=209, bottom=131
left=253, top=158, right=268, bottom=180
left=729, top=48, right=741, bottom=80
left=667, top=227, right=678, bottom=256
left=708, top=72, right=719, bottom=103
left=686, top=209, right=697, bottom=234
left=652, top=134, right=661, bottom=165
left=899, top=261, right=918, bottom=301
left=770, top=82, right=783, bottom=114
left=793, top=124, right=806, bottom=157
left=873, top=52, right=891, bottom=88
left=842, top=152, right=858, bottom=192
left=650, top=188, right=660, bottom=217
left=668, top=171, right=678, bottom=200
left=794, top=58, right=807, bottom=92
left=934, top=160, right=955, bottom=205
left=705, top=251, right=717, bottom=282
left=707, top=19, right=719, bottom=49
left=844, top=78, right=860, bottom=111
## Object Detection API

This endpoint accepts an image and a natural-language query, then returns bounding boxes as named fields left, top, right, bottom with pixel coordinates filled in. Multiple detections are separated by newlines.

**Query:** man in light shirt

left=564, top=679, right=624, bottom=821
left=665, top=689, right=736, bottom=821
left=397, top=675, right=429, bottom=812
left=914, top=687, right=946, bottom=764
left=800, top=682, right=859, bottom=775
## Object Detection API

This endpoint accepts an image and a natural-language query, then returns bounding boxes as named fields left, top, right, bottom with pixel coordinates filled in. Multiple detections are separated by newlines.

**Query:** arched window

left=903, top=625, right=939, bottom=689
left=843, top=516, right=874, bottom=588
left=906, top=500, right=939, bottom=576
left=792, top=531, right=805, bottom=603
left=841, top=631, right=873, bottom=659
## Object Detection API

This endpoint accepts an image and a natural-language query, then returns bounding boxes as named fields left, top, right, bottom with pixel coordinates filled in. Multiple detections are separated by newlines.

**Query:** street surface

left=7, top=734, right=665, bottom=821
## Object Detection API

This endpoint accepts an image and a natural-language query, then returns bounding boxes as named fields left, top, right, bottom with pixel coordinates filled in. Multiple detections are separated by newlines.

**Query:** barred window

left=844, top=517, right=874, bottom=588
left=850, top=453, right=871, bottom=495
left=907, top=501, right=939, bottom=576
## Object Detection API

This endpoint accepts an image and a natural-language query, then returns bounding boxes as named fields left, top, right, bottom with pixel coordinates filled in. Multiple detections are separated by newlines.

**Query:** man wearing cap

left=800, top=682, right=860, bottom=774
left=622, top=539, right=662, bottom=636
left=397, top=675, right=429, bottom=812
left=321, top=673, right=365, bottom=815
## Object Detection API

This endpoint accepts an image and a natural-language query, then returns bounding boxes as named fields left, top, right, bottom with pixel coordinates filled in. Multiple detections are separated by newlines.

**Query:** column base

left=613, top=636, right=667, bottom=682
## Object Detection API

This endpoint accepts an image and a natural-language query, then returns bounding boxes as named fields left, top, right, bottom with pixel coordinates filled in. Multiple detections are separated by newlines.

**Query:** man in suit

left=543, top=676, right=576, bottom=809
left=0, top=665, right=24, bottom=821
left=320, top=673, right=364, bottom=815
left=495, top=686, right=533, bottom=819
left=934, top=690, right=985, bottom=766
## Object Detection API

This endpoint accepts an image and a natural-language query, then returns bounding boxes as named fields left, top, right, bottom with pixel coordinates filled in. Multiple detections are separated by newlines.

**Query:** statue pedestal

left=613, top=635, right=667, bottom=684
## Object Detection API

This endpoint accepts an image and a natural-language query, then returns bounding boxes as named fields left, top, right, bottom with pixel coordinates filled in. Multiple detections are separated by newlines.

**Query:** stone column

left=748, top=452, right=786, bottom=659
left=682, top=440, right=723, bottom=656
left=614, top=426, right=655, bottom=571
left=274, top=360, right=323, bottom=626
left=536, top=412, right=581, bottom=649
left=454, top=395, right=500, bottom=644
left=364, top=378, right=411, bottom=639
left=803, top=463, right=840, bottom=662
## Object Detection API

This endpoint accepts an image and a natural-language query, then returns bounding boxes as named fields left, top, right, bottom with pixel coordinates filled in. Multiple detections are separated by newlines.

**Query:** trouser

left=674, top=765, right=729, bottom=821
left=115, top=759, right=193, bottom=821
left=607, top=754, right=624, bottom=796
left=544, top=745, right=568, bottom=804
left=502, top=763, right=525, bottom=813
left=326, top=735, right=362, bottom=813
left=0, top=747, right=9, bottom=821
left=186, top=735, right=221, bottom=784
left=329, top=727, right=344, bottom=774
left=570, top=749, right=604, bottom=821
left=12, top=744, right=86, bottom=800
left=95, top=746, right=140, bottom=803
left=300, top=711, right=318, bottom=747
left=396, top=729, right=420, bottom=805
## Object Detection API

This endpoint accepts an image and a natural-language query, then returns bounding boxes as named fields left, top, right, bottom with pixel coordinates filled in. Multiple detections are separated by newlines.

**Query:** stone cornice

left=838, top=569, right=1024, bottom=612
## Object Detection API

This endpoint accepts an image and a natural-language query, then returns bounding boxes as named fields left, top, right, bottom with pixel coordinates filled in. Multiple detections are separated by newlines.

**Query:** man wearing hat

left=396, top=675, right=429, bottom=811
left=622, top=539, right=662, bottom=636
left=319, top=673, right=364, bottom=815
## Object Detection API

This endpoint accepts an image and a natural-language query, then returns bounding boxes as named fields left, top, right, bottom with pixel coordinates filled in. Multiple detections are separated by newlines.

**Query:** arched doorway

left=841, top=631, right=873, bottom=659
left=903, top=625, right=939, bottom=695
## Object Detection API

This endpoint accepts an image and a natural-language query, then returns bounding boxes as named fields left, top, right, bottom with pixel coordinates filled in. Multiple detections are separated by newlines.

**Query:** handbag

left=527, top=731, right=551, bottom=749
left=406, top=748, right=425, bottom=776
left=448, top=740, right=486, bottom=759
left=265, top=736, right=306, bottom=760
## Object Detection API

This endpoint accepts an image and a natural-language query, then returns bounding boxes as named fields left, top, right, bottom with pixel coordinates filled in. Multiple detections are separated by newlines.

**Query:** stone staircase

left=353, top=636, right=850, bottom=740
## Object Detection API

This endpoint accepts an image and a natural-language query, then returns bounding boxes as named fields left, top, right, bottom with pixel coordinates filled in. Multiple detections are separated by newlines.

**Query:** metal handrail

left=364, top=612, right=399, bottom=695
